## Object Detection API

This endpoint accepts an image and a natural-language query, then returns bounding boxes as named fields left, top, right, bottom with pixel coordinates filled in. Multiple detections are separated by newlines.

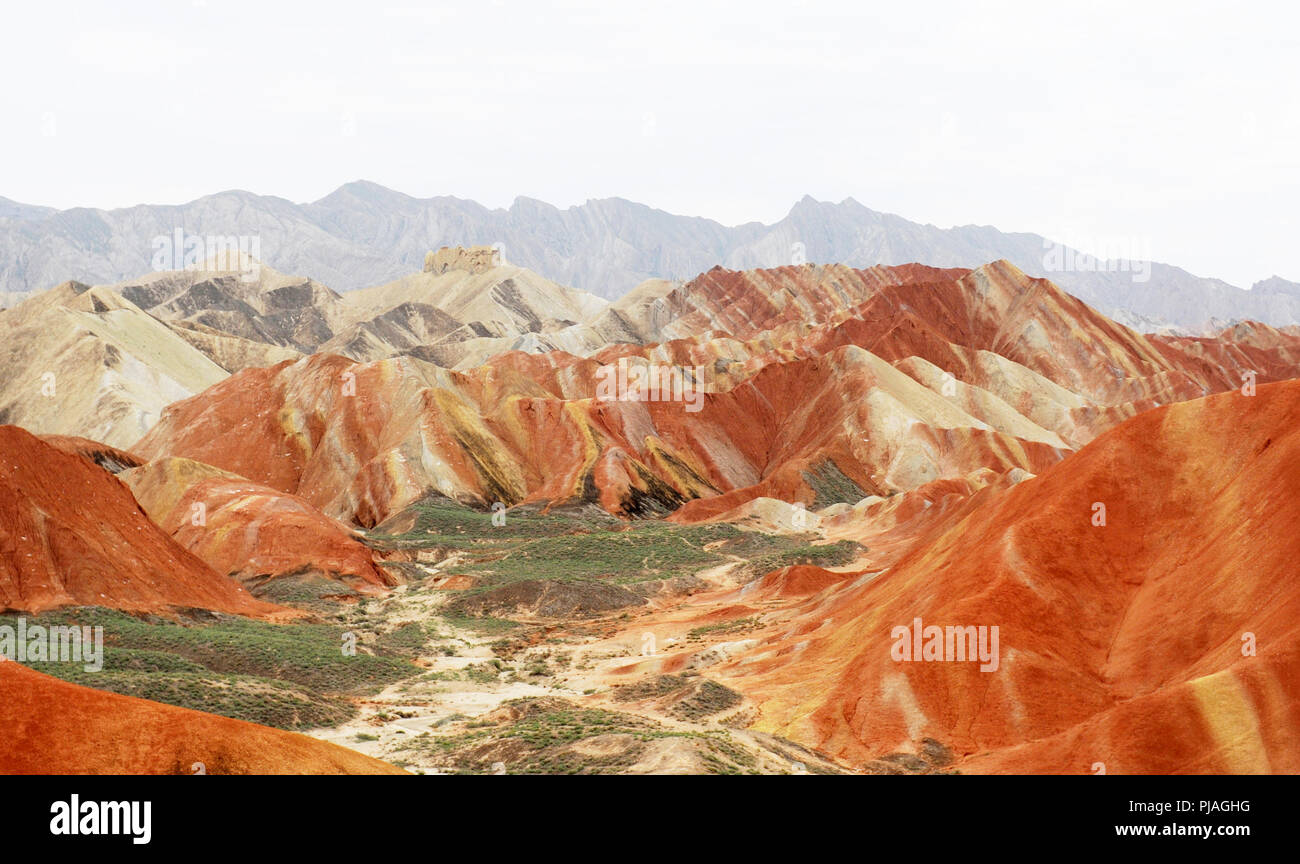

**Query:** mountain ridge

left=5, top=182, right=1298, bottom=329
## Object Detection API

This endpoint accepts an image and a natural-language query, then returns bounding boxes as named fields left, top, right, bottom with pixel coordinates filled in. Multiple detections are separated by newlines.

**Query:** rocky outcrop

left=423, top=245, right=500, bottom=274
left=101, top=250, right=610, bottom=371
left=111, top=264, right=353, bottom=355
left=132, top=262, right=1300, bottom=528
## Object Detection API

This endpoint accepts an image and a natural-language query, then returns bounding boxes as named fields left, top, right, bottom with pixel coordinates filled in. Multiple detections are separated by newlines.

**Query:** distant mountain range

left=3, top=181, right=1299, bottom=329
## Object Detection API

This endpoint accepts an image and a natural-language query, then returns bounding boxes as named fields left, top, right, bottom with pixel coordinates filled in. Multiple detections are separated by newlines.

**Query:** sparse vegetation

left=395, top=697, right=766, bottom=775
left=687, top=618, right=760, bottom=640
left=368, top=497, right=864, bottom=602
left=6, top=608, right=416, bottom=730
left=6, top=497, right=865, bottom=767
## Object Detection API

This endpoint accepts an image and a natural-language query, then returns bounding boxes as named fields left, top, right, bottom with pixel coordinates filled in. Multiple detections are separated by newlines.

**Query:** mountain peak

left=2, top=185, right=1297, bottom=326
left=320, top=180, right=408, bottom=206
left=788, top=194, right=826, bottom=214
left=1252, top=275, right=1300, bottom=295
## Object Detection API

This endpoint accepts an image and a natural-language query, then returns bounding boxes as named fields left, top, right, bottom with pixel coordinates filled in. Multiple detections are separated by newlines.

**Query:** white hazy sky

left=2, top=0, right=1297, bottom=286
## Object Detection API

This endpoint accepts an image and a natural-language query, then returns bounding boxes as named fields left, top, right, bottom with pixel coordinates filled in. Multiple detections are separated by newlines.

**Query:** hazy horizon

left=2, top=0, right=1297, bottom=286
left=4, top=179, right=1293, bottom=290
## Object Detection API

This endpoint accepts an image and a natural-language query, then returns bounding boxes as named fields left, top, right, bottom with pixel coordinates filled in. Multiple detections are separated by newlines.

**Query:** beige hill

left=331, top=245, right=611, bottom=366
left=108, top=255, right=351, bottom=355
left=98, top=246, right=613, bottom=370
left=586, top=277, right=682, bottom=344
left=0, top=281, right=228, bottom=448
left=164, top=319, right=302, bottom=373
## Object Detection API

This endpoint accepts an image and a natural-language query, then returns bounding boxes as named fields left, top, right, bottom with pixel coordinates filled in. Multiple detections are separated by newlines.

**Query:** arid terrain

left=2, top=247, right=1297, bottom=774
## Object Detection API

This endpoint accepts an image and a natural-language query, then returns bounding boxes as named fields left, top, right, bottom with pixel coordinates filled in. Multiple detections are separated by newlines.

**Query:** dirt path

left=303, top=565, right=853, bottom=774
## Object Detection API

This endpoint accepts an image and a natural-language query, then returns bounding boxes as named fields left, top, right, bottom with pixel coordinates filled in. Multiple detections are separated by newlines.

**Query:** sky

left=1, top=0, right=1297, bottom=287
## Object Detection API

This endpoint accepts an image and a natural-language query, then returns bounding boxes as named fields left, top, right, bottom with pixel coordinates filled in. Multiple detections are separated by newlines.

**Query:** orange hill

left=0, top=425, right=281, bottom=617
left=0, top=661, right=404, bottom=774
left=121, top=457, right=393, bottom=592
left=715, top=380, right=1300, bottom=774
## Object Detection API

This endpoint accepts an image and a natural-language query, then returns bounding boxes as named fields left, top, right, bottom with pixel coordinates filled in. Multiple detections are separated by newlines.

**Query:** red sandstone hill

left=120, top=456, right=393, bottom=592
left=715, top=380, right=1300, bottom=774
left=133, top=344, right=1067, bottom=526
left=607, top=260, right=1280, bottom=406
left=133, top=261, right=1300, bottom=528
left=0, top=425, right=281, bottom=617
left=593, top=259, right=1267, bottom=438
left=1153, top=320, right=1300, bottom=385
left=601, top=261, right=968, bottom=343
left=0, top=661, right=404, bottom=774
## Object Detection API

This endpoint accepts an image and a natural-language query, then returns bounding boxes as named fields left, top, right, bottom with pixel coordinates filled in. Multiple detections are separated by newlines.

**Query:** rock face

left=603, top=260, right=1250, bottom=419
left=424, top=245, right=500, bottom=274
left=120, top=457, right=393, bottom=592
left=596, top=261, right=967, bottom=343
left=1153, top=320, right=1300, bottom=385
left=720, top=381, right=1300, bottom=774
left=0, top=661, right=405, bottom=774
left=132, top=261, right=1300, bottom=528
left=0, top=282, right=229, bottom=449
left=2, top=181, right=1294, bottom=329
left=0, top=251, right=619, bottom=447
left=112, top=262, right=351, bottom=355
left=12, top=250, right=1284, bottom=462
left=0, top=425, right=279, bottom=617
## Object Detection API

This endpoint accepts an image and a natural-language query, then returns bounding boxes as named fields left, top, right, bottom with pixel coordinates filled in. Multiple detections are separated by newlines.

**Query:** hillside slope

left=718, top=381, right=1300, bottom=774
left=0, top=282, right=228, bottom=448
left=133, top=262, right=1300, bottom=527
left=0, top=426, right=279, bottom=617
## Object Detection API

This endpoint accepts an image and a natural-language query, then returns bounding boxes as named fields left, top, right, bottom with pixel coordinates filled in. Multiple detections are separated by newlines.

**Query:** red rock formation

left=1153, top=320, right=1300, bottom=386
left=619, top=262, right=967, bottom=342
left=749, top=565, right=855, bottom=599
left=718, top=381, right=1300, bottom=774
left=121, top=457, right=393, bottom=592
left=134, top=345, right=1065, bottom=526
left=0, top=425, right=281, bottom=617
left=0, top=661, right=404, bottom=774
left=133, top=261, right=1300, bottom=530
